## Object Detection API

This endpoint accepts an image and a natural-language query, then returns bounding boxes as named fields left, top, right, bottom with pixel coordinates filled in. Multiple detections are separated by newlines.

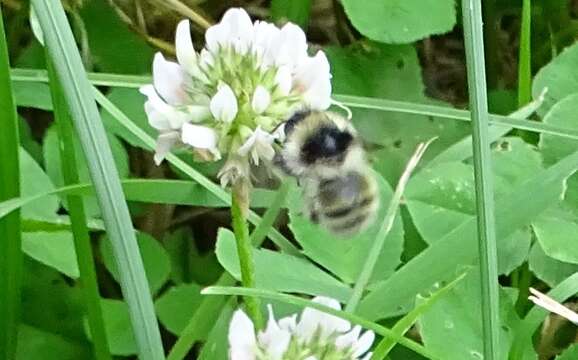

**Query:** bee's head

left=300, top=125, right=354, bottom=165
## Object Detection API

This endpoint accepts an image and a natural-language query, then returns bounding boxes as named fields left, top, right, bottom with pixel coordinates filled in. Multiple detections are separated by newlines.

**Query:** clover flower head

left=228, top=296, right=374, bottom=360
left=141, top=7, right=333, bottom=186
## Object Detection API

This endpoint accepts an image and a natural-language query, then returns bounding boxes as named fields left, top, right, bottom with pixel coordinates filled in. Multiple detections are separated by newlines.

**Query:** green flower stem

left=231, top=181, right=263, bottom=329
left=0, top=6, right=21, bottom=360
left=167, top=182, right=290, bottom=360
left=46, top=59, right=112, bottom=360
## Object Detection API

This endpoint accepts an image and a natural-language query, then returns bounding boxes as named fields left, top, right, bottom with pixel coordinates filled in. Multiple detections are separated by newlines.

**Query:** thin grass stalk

left=30, top=1, right=164, bottom=359
left=345, top=140, right=433, bottom=313
left=11, top=69, right=578, bottom=141
left=518, top=0, right=532, bottom=106
left=0, top=6, right=21, bottom=360
left=230, top=182, right=263, bottom=329
left=202, top=286, right=440, bottom=360
left=461, top=0, right=501, bottom=359
left=46, top=59, right=111, bottom=360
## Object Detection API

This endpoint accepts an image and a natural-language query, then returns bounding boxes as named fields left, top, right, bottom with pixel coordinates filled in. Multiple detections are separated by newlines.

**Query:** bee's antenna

left=331, top=99, right=353, bottom=120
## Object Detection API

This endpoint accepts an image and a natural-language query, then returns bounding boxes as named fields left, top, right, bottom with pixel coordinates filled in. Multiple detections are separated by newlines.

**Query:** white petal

left=205, top=22, right=230, bottom=53
left=237, top=127, right=276, bottom=165
left=296, top=297, right=350, bottom=342
left=274, top=66, right=292, bottom=96
left=229, top=310, right=257, bottom=360
left=257, top=305, right=291, bottom=360
left=253, top=21, right=281, bottom=67
left=154, top=132, right=180, bottom=165
left=273, top=23, right=308, bottom=68
left=199, top=48, right=215, bottom=69
left=181, top=123, right=218, bottom=150
left=140, top=85, right=190, bottom=130
left=278, top=314, right=297, bottom=332
left=335, top=325, right=361, bottom=349
left=352, top=330, right=375, bottom=357
left=220, top=8, right=254, bottom=54
left=294, top=51, right=332, bottom=110
left=251, top=86, right=271, bottom=114
left=175, top=20, right=197, bottom=74
left=185, top=105, right=211, bottom=122
left=210, top=83, right=238, bottom=122
left=237, top=131, right=258, bottom=157
left=152, top=53, right=188, bottom=105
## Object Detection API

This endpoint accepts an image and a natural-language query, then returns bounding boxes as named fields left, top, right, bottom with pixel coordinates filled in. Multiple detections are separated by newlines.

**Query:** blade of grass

left=518, top=0, right=532, bottom=106
left=167, top=182, right=291, bottom=360
left=202, top=286, right=441, bottom=359
left=46, top=59, right=111, bottom=360
left=10, top=68, right=578, bottom=141
left=371, top=272, right=467, bottom=359
left=429, top=91, right=545, bottom=166
left=461, top=1, right=501, bottom=358
left=346, top=140, right=433, bottom=313
left=92, top=87, right=300, bottom=256
left=0, top=179, right=283, bottom=219
left=0, top=6, right=21, bottom=360
left=30, top=1, right=164, bottom=359
left=513, top=0, right=534, bottom=317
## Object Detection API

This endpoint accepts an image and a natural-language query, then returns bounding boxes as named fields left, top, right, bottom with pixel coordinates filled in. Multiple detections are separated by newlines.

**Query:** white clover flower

left=141, top=7, right=333, bottom=186
left=228, top=296, right=375, bottom=360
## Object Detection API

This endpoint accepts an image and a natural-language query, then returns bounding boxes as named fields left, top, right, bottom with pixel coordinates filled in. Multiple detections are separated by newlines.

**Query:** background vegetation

left=2, top=0, right=578, bottom=359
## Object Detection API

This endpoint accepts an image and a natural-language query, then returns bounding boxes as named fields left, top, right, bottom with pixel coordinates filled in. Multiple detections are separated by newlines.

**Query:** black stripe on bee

left=329, top=213, right=370, bottom=233
left=323, top=196, right=376, bottom=219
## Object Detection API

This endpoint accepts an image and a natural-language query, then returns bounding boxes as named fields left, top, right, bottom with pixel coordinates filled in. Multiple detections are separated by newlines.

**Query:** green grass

left=46, top=59, right=111, bottom=360
left=461, top=0, right=501, bottom=358
left=0, top=6, right=21, bottom=360
left=518, top=0, right=532, bottom=106
left=10, top=69, right=578, bottom=140
left=30, top=0, right=164, bottom=358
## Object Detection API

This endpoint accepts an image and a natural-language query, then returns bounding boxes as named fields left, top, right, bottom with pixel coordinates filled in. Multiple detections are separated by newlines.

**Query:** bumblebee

left=276, top=110, right=379, bottom=235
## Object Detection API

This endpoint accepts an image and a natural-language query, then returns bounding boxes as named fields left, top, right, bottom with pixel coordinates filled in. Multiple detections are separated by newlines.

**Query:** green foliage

left=216, top=228, right=352, bottom=301
left=22, top=232, right=78, bottom=278
left=270, top=0, right=311, bottom=28
left=558, top=344, right=578, bottom=360
left=100, top=299, right=137, bottom=356
left=341, top=0, right=456, bottom=44
left=100, top=232, right=171, bottom=295
left=419, top=272, right=517, bottom=360
left=8, top=1, right=578, bottom=359
left=155, top=283, right=203, bottom=336
left=532, top=43, right=578, bottom=115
